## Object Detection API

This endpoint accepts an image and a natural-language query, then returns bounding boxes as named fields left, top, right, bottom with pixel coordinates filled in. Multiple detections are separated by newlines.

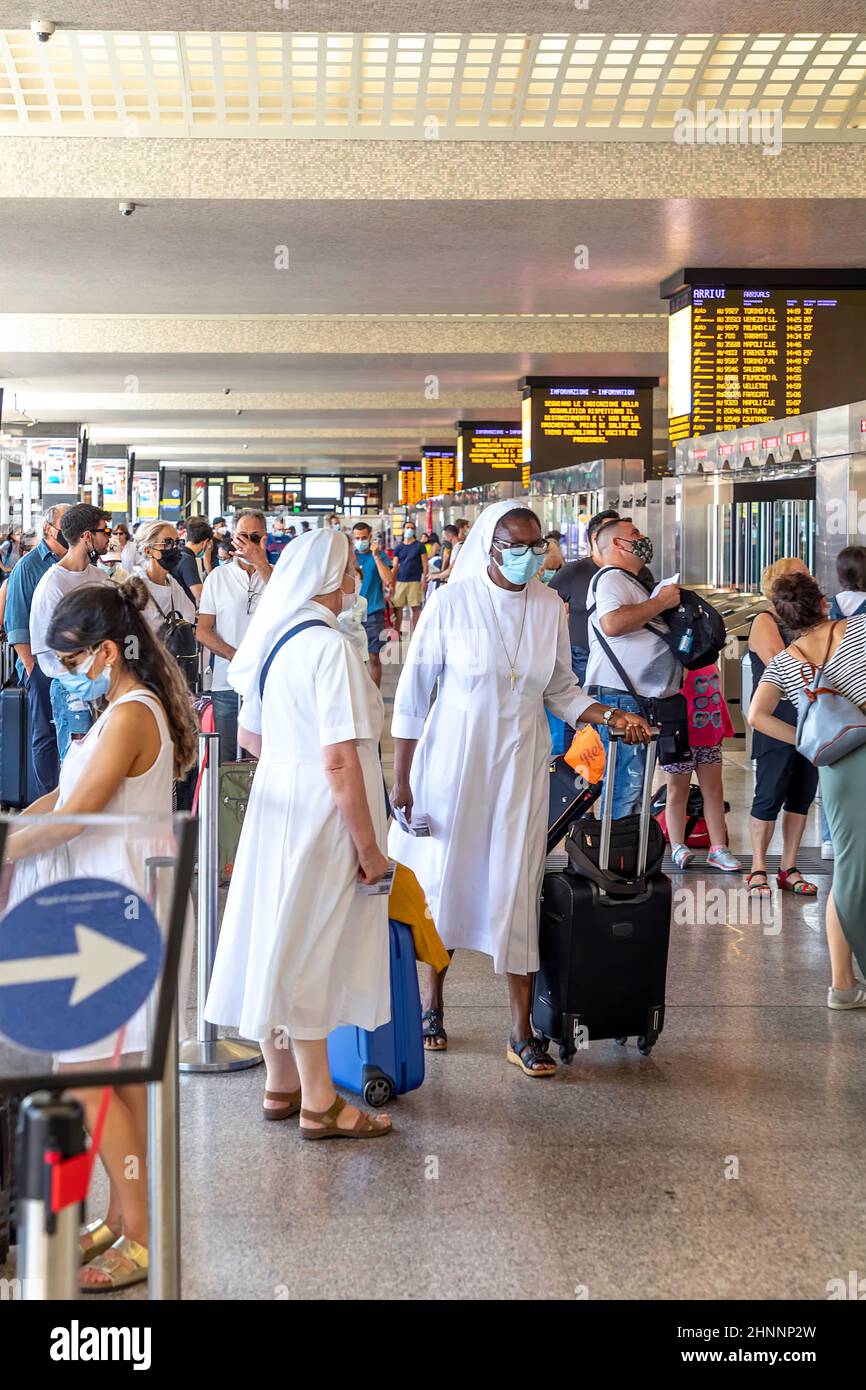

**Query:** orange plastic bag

left=563, top=724, right=606, bottom=784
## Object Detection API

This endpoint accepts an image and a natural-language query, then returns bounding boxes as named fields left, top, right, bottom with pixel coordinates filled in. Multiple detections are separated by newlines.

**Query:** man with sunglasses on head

left=29, top=503, right=114, bottom=762
left=196, top=509, right=273, bottom=761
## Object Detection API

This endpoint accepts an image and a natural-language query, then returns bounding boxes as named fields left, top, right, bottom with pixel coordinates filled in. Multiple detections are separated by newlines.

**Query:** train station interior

left=1, top=1, right=866, bottom=1326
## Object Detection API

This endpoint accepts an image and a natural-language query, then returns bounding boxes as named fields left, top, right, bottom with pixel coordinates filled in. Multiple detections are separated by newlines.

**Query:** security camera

left=118, top=201, right=136, bottom=217
left=31, top=19, right=56, bottom=42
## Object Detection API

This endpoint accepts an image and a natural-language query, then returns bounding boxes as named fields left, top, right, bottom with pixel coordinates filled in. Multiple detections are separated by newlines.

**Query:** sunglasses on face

left=55, top=645, right=98, bottom=674
left=235, top=532, right=263, bottom=546
left=91, top=527, right=111, bottom=537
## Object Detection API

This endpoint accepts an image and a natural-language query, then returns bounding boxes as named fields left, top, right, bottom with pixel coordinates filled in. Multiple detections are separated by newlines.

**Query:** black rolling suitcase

left=0, top=1096, right=18, bottom=1264
left=533, top=730, right=671, bottom=1063
left=0, top=670, right=30, bottom=810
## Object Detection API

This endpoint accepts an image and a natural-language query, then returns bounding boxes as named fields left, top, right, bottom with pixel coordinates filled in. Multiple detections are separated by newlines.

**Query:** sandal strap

left=300, top=1094, right=346, bottom=1125
left=511, top=1036, right=552, bottom=1069
left=88, top=1238, right=148, bottom=1282
left=264, top=1089, right=300, bottom=1102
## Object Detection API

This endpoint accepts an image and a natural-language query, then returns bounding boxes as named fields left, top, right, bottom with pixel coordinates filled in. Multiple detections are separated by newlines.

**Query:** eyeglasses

left=494, top=539, right=550, bottom=558
left=246, top=587, right=261, bottom=615
left=91, top=527, right=111, bottom=537
left=237, top=532, right=263, bottom=546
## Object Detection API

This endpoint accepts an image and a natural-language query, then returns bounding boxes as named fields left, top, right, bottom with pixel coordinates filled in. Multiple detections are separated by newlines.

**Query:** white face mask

left=340, top=576, right=361, bottom=612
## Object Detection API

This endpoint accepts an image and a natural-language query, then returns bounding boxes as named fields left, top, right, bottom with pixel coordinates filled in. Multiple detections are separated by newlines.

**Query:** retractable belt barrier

left=178, top=731, right=262, bottom=1074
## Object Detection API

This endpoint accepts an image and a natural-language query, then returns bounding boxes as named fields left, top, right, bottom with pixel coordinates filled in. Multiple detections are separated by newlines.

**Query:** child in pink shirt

left=661, top=663, right=738, bottom=871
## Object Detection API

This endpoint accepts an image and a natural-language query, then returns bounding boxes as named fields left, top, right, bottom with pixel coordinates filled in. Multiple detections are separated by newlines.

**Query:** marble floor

left=4, top=654, right=865, bottom=1302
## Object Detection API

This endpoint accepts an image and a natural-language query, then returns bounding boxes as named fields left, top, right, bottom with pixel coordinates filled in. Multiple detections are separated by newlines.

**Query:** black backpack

left=156, top=604, right=198, bottom=690
left=649, top=588, right=727, bottom=671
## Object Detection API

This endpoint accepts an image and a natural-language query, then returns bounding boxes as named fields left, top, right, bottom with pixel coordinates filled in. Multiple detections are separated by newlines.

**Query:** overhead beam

left=2, top=138, right=864, bottom=200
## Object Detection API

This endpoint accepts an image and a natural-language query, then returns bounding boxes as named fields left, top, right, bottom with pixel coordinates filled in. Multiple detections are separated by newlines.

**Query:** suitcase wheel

left=636, top=1034, right=655, bottom=1056
left=558, top=1046, right=574, bottom=1065
left=613, top=1036, right=627, bottom=1047
left=363, top=1073, right=394, bottom=1108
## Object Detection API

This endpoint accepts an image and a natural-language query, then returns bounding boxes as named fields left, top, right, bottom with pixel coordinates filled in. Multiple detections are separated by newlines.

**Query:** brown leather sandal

left=262, top=1088, right=301, bottom=1122
left=299, top=1093, right=392, bottom=1141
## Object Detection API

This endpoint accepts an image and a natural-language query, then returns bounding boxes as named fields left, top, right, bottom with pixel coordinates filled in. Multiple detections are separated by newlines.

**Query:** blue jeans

left=25, top=664, right=59, bottom=796
left=210, top=688, right=241, bottom=762
left=821, top=805, right=831, bottom=844
left=49, top=677, right=94, bottom=763
left=564, top=645, right=590, bottom=748
left=592, top=688, right=648, bottom=819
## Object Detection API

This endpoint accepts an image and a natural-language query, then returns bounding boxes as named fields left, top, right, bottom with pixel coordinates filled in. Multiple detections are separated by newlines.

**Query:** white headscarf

left=448, top=496, right=537, bottom=584
left=228, top=528, right=350, bottom=715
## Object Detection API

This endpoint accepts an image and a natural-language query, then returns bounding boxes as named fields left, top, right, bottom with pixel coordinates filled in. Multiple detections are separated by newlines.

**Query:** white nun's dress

left=388, top=500, right=596, bottom=976
left=204, top=535, right=391, bottom=1042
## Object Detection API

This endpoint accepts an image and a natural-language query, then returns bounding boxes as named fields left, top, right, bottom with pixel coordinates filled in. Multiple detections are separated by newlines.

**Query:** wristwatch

left=602, top=707, right=617, bottom=727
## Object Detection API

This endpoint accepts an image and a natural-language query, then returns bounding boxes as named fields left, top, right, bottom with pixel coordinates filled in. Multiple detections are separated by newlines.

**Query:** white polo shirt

left=31, top=562, right=113, bottom=678
left=198, top=561, right=266, bottom=691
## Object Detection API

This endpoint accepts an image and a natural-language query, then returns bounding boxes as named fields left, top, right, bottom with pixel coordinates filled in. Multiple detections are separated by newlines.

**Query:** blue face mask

left=403, top=530, right=415, bottom=541
left=495, top=546, right=545, bottom=586
left=355, top=539, right=371, bottom=553
left=57, top=648, right=111, bottom=703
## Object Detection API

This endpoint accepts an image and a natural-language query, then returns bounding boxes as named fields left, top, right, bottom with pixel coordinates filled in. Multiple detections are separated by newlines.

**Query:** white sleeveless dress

left=53, top=689, right=178, bottom=1063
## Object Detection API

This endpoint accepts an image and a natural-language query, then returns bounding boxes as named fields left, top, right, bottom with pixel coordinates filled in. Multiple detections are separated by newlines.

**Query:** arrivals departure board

left=398, top=462, right=423, bottom=507
left=663, top=271, right=866, bottom=444
left=521, top=378, right=657, bottom=473
left=456, top=421, right=524, bottom=486
left=421, top=446, right=457, bottom=498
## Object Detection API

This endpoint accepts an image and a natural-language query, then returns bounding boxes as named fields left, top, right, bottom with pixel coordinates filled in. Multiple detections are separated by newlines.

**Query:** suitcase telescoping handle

left=598, top=728, right=660, bottom=878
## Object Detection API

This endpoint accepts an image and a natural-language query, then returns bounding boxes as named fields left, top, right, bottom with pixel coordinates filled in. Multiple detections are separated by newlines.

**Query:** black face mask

left=157, top=547, right=182, bottom=573
left=51, top=526, right=69, bottom=552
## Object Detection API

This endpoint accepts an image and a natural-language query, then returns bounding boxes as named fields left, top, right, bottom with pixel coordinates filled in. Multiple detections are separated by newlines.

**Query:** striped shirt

left=761, top=614, right=866, bottom=710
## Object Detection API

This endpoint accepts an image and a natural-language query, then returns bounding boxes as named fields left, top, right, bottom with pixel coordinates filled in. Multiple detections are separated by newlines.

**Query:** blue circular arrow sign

left=0, top=877, right=163, bottom=1052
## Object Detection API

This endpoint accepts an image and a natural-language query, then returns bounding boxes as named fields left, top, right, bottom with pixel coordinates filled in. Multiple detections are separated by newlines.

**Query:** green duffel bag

left=218, top=760, right=257, bottom=882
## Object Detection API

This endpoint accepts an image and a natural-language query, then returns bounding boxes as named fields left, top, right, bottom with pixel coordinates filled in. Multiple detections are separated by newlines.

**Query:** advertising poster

left=32, top=439, right=77, bottom=496
left=133, top=471, right=159, bottom=520
left=100, top=459, right=128, bottom=513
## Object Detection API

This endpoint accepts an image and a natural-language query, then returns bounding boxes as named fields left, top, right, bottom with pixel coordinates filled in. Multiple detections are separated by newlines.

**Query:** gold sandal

left=262, top=1088, right=301, bottom=1122
left=299, top=1093, right=392, bottom=1141
left=80, top=1236, right=148, bottom=1293
left=79, top=1219, right=119, bottom=1266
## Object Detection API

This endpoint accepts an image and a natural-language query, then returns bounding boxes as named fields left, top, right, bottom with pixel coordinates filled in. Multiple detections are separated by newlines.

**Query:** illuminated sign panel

left=663, top=271, right=866, bottom=443
left=521, top=378, right=656, bottom=473
left=457, top=422, right=523, bottom=486
left=421, top=446, right=457, bottom=498
left=398, top=461, right=423, bottom=507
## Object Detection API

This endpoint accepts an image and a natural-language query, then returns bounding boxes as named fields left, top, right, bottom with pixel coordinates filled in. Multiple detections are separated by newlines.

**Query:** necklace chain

left=485, top=584, right=528, bottom=691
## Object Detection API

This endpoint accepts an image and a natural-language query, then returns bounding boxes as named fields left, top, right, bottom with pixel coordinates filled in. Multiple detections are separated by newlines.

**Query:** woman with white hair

left=131, top=520, right=196, bottom=635
left=389, top=498, right=653, bottom=1076
left=205, top=528, right=393, bottom=1139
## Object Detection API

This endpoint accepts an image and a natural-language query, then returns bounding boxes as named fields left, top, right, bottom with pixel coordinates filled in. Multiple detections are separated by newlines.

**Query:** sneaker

left=821, top=840, right=835, bottom=860
left=706, top=845, right=741, bottom=872
left=827, top=984, right=866, bottom=1010
left=671, top=843, right=695, bottom=870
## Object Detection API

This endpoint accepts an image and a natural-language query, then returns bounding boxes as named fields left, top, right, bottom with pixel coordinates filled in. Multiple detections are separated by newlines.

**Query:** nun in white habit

left=389, top=499, right=652, bottom=1077
left=205, top=528, right=393, bottom=1139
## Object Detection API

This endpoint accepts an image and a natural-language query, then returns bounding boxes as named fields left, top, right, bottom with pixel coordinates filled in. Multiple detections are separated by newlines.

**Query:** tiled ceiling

left=3, top=29, right=866, bottom=137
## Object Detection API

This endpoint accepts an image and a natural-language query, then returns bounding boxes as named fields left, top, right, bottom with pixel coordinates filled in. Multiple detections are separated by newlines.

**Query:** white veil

left=447, top=496, right=536, bottom=583
left=228, top=529, right=350, bottom=723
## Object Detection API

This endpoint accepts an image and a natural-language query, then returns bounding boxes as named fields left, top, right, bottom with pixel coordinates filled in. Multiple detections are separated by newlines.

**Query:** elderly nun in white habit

left=205, top=528, right=393, bottom=1139
left=389, top=498, right=652, bottom=1077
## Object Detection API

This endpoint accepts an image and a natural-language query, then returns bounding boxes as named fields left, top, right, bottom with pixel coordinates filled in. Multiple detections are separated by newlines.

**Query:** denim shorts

left=362, top=611, right=387, bottom=656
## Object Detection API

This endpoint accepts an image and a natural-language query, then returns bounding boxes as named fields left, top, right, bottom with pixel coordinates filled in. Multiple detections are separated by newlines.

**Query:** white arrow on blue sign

left=0, top=877, right=163, bottom=1053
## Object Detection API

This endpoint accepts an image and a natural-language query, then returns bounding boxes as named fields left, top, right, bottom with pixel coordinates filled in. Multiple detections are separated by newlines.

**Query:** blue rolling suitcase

left=327, top=919, right=425, bottom=1107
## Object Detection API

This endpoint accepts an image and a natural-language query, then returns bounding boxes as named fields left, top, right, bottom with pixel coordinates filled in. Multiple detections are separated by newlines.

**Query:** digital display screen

left=521, top=379, right=656, bottom=473
left=666, top=283, right=866, bottom=443
left=421, top=446, right=457, bottom=498
left=457, top=421, right=523, bottom=486
left=398, top=462, right=423, bottom=508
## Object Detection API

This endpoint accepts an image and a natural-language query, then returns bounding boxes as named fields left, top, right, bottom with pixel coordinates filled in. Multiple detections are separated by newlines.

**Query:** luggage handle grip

left=598, top=728, right=659, bottom=879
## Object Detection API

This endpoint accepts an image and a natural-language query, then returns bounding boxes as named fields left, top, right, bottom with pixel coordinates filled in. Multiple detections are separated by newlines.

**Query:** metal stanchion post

left=178, top=732, right=261, bottom=1072
left=17, top=1092, right=84, bottom=1301
left=146, top=857, right=182, bottom=1300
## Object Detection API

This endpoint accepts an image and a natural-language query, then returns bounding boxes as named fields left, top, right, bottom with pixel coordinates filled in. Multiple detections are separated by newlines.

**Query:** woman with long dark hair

left=749, top=571, right=866, bottom=1009
left=4, top=577, right=197, bottom=1291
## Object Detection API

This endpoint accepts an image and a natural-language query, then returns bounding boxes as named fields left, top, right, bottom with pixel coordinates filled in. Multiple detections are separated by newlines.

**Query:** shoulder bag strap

left=789, top=620, right=840, bottom=698
left=259, top=619, right=329, bottom=698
